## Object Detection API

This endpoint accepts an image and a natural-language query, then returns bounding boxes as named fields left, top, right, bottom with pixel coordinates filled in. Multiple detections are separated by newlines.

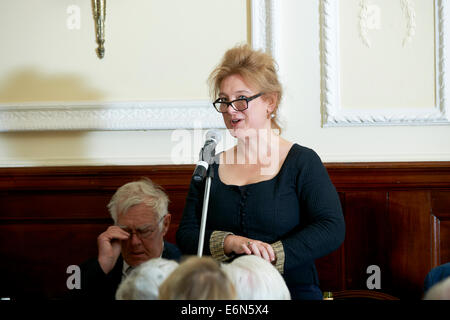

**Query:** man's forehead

left=117, top=203, right=158, bottom=224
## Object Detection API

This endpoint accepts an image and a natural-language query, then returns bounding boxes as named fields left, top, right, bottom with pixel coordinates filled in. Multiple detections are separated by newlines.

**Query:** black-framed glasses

left=212, top=93, right=264, bottom=113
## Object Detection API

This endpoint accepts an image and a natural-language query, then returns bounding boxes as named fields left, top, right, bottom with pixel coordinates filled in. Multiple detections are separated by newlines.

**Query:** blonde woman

left=176, top=44, right=345, bottom=300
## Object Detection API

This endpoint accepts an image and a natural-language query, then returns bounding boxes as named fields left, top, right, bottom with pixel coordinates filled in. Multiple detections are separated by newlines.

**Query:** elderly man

left=78, top=178, right=181, bottom=300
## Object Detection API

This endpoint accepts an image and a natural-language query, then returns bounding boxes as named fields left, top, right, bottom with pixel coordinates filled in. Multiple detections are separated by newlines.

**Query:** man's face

left=117, top=203, right=170, bottom=267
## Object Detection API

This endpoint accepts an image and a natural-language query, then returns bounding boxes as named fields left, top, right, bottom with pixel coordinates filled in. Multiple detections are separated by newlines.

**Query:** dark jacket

left=74, top=241, right=181, bottom=300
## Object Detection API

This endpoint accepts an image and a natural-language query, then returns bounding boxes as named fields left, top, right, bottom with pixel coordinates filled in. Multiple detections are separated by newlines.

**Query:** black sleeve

left=176, top=178, right=214, bottom=256
left=70, top=258, right=121, bottom=300
left=282, top=149, right=346, bottom=272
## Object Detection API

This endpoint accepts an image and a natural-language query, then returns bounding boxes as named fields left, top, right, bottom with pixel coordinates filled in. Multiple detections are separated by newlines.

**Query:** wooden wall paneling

left=315, top=247, right=344, bottom=292
left=439, top=221, right=450, bottom=265
left=326, top=162, right=450, bottom=189
left=0, top=166, right=194, bottom=299
left=387, top=191, right=432, bottom=299
left=431, top=191, right=450, bottom=215
left=431, top=191, right=450, bottom=265
left=0, top=190, right=114, bottom=220
left=0, top=163, right=449, bottom=299
left=431, top=214, right=440, bottom=268
left=165, top=188, right=189, bottom=244
left=0, top=223, right=111, bottom=299
left=315, top=192, right=346, bottom=292
left=342, top=191, right=391, bottom=292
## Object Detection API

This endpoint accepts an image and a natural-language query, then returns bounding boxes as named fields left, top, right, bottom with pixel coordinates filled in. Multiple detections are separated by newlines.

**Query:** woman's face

left=218, top=74, right=274, bottom=139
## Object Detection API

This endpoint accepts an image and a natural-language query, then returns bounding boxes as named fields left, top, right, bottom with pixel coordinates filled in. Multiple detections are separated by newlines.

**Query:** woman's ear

left=263, top=92, right=278, bottom=118
left=264, top=92, right=278, bottom=114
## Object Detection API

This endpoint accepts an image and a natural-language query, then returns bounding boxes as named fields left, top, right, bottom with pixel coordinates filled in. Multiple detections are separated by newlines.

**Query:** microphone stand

left=195, top=136, right=219, bottom=257
left=197, top=165, right=214, bottom=257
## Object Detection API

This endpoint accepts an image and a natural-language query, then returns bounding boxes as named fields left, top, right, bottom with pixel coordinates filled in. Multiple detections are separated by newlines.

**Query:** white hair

left=115, top=257, right=179, bottom=300
left=221, top=255, right=291, bottom=300
left=423, top=276, right=450, bottom=300
left=108, top=178, right=169, bottom=227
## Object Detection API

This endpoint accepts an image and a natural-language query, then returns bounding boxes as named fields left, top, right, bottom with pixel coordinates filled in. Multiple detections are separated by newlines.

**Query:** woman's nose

left=226, top=103, right=237, bottom=115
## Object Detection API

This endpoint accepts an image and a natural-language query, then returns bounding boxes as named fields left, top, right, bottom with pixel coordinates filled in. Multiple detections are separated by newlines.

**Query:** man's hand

left=97, top=226, right=130, bottom=274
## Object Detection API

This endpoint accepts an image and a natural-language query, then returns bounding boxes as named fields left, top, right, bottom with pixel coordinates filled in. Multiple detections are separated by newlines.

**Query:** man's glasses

left=117, top=215, right=166, bottom=240
left=212, top=93, right=264, bottom=113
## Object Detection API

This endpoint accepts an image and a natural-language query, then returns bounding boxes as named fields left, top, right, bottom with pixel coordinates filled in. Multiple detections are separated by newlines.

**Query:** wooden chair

left=331, top=290, right=399, bottom=300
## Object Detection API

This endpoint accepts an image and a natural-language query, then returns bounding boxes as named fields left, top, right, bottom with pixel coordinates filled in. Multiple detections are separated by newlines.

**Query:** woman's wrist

left=210, top=231, right=235, bottom=262
left=223, top=234, right=235, bottom=256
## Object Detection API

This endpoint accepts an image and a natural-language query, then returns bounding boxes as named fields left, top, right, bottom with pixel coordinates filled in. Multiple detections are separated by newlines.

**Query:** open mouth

left=231, top=119, right=242, bottom=125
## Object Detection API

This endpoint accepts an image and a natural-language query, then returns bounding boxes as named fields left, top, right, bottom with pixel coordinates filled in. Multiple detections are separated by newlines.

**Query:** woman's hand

left=224, top=235, right=275, bottom=263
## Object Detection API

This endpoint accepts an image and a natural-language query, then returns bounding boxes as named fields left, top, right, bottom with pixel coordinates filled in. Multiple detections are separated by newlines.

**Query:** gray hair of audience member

left=115, top=257, right=179, bottom=300
left=423, top=276, right=450, bottom=300
left=107, top=178, right=169, bottom=227
left=221, top=255, right=291, bottom=300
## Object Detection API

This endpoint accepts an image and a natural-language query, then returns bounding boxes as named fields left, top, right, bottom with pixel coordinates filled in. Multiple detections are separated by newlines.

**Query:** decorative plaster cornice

left=320, top=0, right=449, bottom=126
left=0, top=0, right=277, bottom=132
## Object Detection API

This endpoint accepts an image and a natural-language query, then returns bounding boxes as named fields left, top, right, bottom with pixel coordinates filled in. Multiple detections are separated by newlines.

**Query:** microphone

left=192, top=130, right=221, bottom=182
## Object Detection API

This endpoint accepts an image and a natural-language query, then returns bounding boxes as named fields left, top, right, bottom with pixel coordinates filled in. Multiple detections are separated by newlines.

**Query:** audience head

left=423, top=276, right=450, bottom=300
left=108, top=178, right=171, bottom=267
left=221, top=255, right=291, bottom=300
left=158, top=256, right=236, bottom=300
left=115, top=257, right=179, bottom=300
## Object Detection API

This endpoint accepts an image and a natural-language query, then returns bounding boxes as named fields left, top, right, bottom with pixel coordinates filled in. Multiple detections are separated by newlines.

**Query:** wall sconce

left=93, top=0, right=106, bottom=59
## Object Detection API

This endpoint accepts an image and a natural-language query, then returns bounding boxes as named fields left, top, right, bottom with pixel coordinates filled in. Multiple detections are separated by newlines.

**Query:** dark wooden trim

left=0, top=217, right=113, bottom=224
left=1, top=162, right=449, bottom=189
left=332, top=289, right=400, bottom=300
left=326, top=162, right=450, bottom=189
left=0, top=165, right=195, bottom=190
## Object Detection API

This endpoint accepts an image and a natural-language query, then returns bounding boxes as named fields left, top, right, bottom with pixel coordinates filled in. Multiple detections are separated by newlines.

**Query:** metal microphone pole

left=197, top=164, right=214, bottom=257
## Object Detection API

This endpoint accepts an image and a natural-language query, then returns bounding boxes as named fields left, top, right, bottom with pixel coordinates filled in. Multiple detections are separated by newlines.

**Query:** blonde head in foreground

left=158, top=256, right=236, bottom=300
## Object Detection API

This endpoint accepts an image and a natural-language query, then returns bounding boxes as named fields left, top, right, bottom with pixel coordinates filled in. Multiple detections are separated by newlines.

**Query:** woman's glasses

left=212, top=93, right=263, bottom=113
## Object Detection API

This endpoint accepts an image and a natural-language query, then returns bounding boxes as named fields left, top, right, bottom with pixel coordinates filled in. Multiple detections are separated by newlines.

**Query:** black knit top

left=176, top=143, right=345, bottom=288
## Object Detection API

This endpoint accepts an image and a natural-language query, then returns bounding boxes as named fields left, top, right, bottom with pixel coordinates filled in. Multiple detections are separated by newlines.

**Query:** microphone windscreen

left=206, top=130, right=221, bottom=143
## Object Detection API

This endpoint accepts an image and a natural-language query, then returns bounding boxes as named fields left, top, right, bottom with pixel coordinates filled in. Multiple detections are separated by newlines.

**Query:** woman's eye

left=238, top=95, right=247, bottom=99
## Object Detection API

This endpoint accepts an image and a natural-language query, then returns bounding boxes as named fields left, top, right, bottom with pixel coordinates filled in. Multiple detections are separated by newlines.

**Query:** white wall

left=278, top=0, right=450, bottom=162
left=0, top=0, right=448, bottom=167
left=0, top=0, right=247, bottom=102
